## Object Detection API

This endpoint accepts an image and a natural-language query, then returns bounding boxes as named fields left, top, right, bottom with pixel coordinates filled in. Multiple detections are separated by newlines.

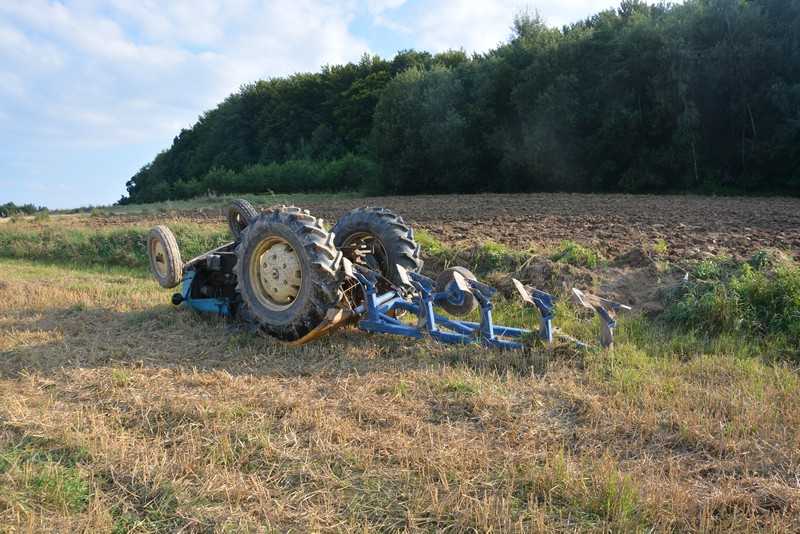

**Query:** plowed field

left=292, top=193, right=800, bottom=262
left=238, top=193, right=799, bottom=310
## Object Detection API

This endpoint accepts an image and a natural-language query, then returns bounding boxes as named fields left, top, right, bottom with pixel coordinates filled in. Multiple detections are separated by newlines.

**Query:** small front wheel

left=226, top=199, right=258, bottom=240
left=147, top=226, right=183, bottom=288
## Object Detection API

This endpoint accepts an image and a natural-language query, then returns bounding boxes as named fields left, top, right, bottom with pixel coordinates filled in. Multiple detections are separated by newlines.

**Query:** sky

left=1, top=0, right=636, bottom=209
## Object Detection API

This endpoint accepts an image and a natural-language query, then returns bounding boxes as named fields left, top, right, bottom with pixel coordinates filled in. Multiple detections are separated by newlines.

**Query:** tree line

left=119, top=0, right=800, bottom=205
left=0, top=202, right=46, bottom=218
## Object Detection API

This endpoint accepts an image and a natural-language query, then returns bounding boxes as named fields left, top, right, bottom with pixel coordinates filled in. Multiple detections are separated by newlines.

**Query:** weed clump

left=551, top=240, right=599, bottom=269
left=415, top=228, right=445, bottom=256
left=475, top=242, right=513, bottom=272
left=664, top=251, right=800, bottom=353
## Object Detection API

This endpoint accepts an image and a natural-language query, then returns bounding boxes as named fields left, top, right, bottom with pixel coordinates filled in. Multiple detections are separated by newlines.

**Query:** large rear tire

left=147, top=226, right=183, bottom=289
left=331, top=207, right=423, bottom=286
left=233, top=207, right=342, bottom=342
left=226, top=199, right=258, bottom=241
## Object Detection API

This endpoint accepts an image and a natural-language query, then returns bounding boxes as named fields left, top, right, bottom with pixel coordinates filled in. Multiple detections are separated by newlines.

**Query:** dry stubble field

left=1, top=193, right=799, bottom=532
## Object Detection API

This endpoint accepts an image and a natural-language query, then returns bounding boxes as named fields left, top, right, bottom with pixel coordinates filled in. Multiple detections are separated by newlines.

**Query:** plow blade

left=282, top=307, right=356, bottom=346
left=512, top=278, right=555, bottom=343
left=572, top=288, right=631, bottom=348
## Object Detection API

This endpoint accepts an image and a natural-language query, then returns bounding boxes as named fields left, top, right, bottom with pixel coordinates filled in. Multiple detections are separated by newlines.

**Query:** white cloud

left=0, top=0, right=370, bottom=149
left=364, top=0, right=407, bottom=16
left=413, top=0, right=520, bottom=54
left=0, top=0, right=647, bottom=208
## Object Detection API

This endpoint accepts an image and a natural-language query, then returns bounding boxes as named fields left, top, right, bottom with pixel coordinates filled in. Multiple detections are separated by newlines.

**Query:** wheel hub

left=343, top=233, right=386, bottom=273
left=151, top=241, right=168, bottom=277
left=258, top=242, right=301, bottom=305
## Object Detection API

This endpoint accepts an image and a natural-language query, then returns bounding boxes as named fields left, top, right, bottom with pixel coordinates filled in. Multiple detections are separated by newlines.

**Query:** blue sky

left=1, top=0, right=633, bottom=209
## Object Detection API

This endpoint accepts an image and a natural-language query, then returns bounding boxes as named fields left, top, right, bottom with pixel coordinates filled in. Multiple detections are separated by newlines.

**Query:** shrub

left=551, top=241, right=598, bottom=269
left=269, top=158, right=322, bottom=193
left=320, top=154, right=379, bottom=192
left=664, top=251, right=800, bottom=347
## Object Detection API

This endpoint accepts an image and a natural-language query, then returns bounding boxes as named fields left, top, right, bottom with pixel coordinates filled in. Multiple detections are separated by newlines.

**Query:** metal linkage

left=346, top=264, right=534, bottom=349
left=177, top=253, right=631, bottom=350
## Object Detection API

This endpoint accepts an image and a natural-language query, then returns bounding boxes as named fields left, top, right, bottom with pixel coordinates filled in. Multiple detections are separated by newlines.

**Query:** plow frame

left=344, top=262, right=627, bottom=351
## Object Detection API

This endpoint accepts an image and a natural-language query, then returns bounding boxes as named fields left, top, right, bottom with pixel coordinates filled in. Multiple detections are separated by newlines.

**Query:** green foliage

left=649, top=239, right=667, bottom=258
left=372, top=65, right=478, bottom=194
left=120, top=0, right=800, bottom=204
left=132, top=155, right=380, bottom=202
left=664, top=252, right=800, bottom=350
left=414, top=229, right=446, bottom=256
left=1, top=202, right=47, bottom=217
left=551, top=240, right=599, bottom=268
left=475, top=242, right=514, bottom=272
left=33, top=211, right=51, bottom=222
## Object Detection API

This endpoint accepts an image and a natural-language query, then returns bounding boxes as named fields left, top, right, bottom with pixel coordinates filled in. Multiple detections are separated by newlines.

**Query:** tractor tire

left=147, top=225, right=183, bottom=289
left=226, top=199, right=259, bottom=240
left=435, top=266, right=478, bottom=317
left=233, top=207, right=343, bottom=342
left=331, top=207, right=423, bottom=286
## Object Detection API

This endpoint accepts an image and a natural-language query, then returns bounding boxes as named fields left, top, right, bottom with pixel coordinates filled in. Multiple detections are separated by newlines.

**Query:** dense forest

left=119, top=0, right=800, bottom=205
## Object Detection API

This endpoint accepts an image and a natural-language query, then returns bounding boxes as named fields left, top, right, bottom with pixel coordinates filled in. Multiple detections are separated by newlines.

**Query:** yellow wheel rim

left=249, top=237, right=302, bottom=311
left=150, top=239, right=169, bottom=279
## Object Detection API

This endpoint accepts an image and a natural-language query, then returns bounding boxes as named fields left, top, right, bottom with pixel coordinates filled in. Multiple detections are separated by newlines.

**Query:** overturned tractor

left=147, top=200, right=628, bottom=349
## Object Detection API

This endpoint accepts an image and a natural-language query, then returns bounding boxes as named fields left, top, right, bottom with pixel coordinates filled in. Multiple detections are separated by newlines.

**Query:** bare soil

left=297, top=193, right=800, bottom=262
left=302, top=193, right=800, bottom=312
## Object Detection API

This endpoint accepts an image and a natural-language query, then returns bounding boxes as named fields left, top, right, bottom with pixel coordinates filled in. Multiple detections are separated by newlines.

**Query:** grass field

left=1, top=198, right=798, bottom=532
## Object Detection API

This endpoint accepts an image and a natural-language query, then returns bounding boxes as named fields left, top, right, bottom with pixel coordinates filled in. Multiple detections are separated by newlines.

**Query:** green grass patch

left=663, top=251, right=800, bottom=356
left=110, top=479, right=182, bottom=533
left=474, top=242, right=514, bottom=272
left=414, top=228, right=446, bottom=256
left=0, top=438, right=93, bottom=514
left=551, top=240, right=599, bottom=269
left=0, top=222, right=230, bottom=269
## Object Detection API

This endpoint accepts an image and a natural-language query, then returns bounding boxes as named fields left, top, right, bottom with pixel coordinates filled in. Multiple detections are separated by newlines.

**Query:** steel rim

left=232, top=213, right=247, bottom=233
left=150, top=239, right=169, bottom=279
left=249, top=237, right=302, bottom=311
left=341, top=232, right=387, bottom=273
